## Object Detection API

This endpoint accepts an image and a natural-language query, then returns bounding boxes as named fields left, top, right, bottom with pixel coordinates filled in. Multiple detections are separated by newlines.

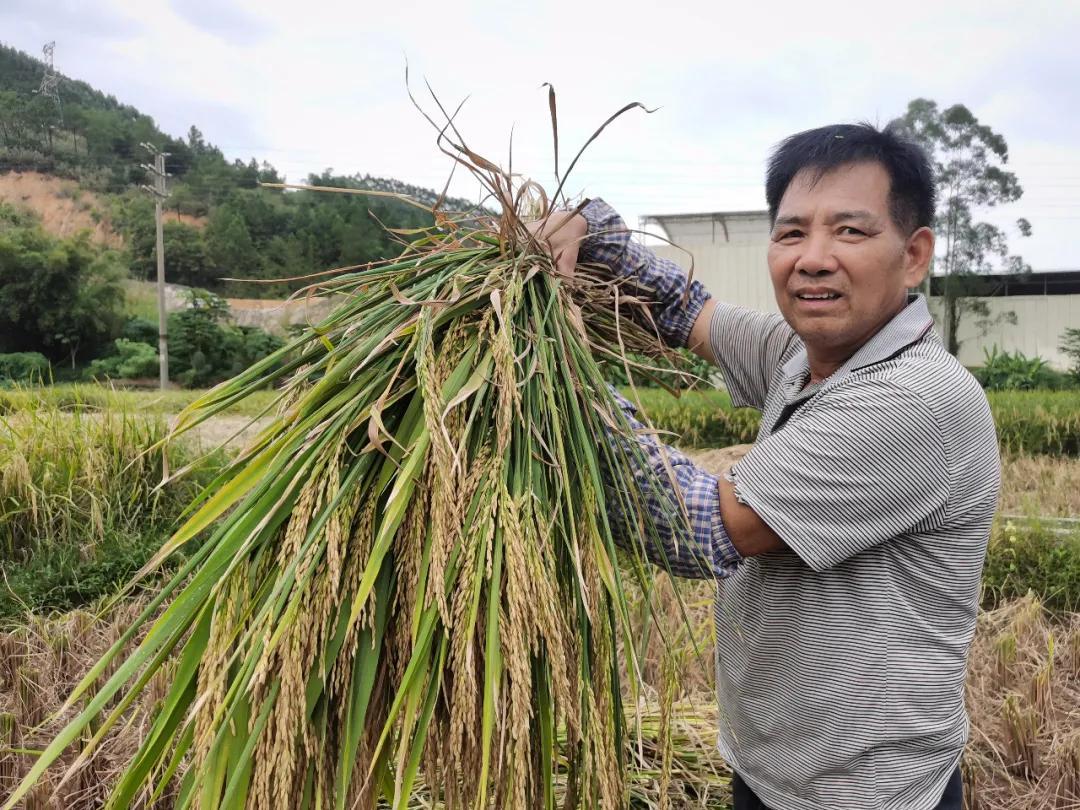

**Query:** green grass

left=982, top=519, right=1080, bottom=613
left=0, top=383, right=279, bottom=419
left=0, top=396, right=225, bottom=618
left=630, top=387, right=1080, bottom=457
left=121, top=278, right=164, bottom=321
left=625, top=388, right=759, bottom=447
left=987, top=390, right=1080, bottom=456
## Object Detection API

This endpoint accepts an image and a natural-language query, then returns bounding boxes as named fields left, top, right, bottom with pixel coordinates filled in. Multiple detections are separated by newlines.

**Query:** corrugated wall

left=930, top=295, right=1079, bottom=370
left=640, top=238, right=1078, bottom=369
left=651, top=242, right=779, bottom=314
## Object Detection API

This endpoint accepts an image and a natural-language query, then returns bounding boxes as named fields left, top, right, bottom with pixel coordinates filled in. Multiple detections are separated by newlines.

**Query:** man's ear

left=903, top=226, right=935, bottom=288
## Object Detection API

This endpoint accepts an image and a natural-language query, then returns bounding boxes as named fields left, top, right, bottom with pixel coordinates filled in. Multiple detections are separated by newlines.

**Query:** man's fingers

left=554, top=246, right=576, bottom=279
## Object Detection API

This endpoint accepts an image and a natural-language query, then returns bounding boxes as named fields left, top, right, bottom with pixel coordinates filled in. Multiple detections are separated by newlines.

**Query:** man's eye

left=778, top=229, right=803, bottom=240
left=839, top=226, right=866, bottom=236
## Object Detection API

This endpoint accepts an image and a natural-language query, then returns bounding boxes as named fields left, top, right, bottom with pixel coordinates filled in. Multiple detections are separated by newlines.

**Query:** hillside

left=0, top=41, right=483, bottom=301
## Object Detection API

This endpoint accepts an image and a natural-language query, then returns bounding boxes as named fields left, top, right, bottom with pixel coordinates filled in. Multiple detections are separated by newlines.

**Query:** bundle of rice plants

left=4, top=90, right=702, bottom=809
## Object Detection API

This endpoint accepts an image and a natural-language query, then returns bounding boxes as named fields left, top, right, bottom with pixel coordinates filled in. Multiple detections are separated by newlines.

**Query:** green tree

left=167, top=289, right=231, bottom=387
left=0, top=224, right=126, bottom=365
left=165, top=289, right=283, bottom=386
left=1060, top=328, right=1080, bottom=381
left=122, top=203, right=213, bottom=287
left=158, top=222, right=211, bottom=287
left=205, top=203, right=261, bottom=281
left=894, top=99, right=1032, bottom=356
left=0, top=90, right=31, bottom=148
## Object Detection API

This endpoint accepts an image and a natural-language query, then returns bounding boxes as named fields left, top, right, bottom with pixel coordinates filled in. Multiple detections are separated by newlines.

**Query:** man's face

left=767, top=161, right=931, bottom=367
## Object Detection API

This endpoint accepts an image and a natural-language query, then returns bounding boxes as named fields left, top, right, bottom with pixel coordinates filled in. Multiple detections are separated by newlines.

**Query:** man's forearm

left=604, top=389, right=742, bottom=580
left=580, top=199, right=712, bottom=351
left=717, top=472, right=786, bottom=557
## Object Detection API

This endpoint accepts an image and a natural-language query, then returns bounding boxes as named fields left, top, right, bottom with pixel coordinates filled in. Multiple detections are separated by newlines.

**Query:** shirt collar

left=780, top=295, right=935, bottom=385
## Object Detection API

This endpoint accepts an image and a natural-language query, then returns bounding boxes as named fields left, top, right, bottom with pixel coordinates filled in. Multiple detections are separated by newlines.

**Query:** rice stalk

left=1001, top=697, right=1041, bottom=782
left=1053, top=739, right=1080, bottom=809
left=3, top=90, right=702, bottom=810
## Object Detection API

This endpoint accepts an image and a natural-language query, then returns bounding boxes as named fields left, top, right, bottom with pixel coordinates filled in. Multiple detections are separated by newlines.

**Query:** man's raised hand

left=525, top=210, right=588, bottom=280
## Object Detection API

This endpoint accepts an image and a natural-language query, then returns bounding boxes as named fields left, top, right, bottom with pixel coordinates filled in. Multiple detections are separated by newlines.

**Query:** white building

left=642, top=210, right=1079, bottom=370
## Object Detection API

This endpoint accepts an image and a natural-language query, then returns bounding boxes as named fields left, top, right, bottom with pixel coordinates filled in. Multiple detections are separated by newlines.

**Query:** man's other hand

left=525, top=210, right=588, bottom=280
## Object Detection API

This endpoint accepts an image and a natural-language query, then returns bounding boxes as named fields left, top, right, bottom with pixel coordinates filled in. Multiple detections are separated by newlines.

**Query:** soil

left=0, top=170, right=123, bottom=247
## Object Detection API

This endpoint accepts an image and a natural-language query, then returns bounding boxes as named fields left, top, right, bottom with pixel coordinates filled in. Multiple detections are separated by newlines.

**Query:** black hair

left=765, top=123, right=935, bottom=234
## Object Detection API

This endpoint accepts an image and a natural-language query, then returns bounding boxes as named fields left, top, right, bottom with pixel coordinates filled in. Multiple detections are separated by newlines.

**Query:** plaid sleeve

left=580, top=198, right=711, bottom=350
left=603, top=388, right=742, bottom=580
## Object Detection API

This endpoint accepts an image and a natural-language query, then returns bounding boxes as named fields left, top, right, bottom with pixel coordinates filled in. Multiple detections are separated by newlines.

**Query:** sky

left=4, top=0, right=1079, bottom=270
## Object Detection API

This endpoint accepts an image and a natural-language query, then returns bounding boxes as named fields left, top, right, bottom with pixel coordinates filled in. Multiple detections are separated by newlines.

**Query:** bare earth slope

left=0, top=170, right=122, bottom=247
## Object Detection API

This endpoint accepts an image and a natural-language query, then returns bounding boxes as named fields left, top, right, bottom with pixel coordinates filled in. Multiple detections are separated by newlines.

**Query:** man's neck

left=806, top=354, right=848, bottom=386
left=804, top=299, right=911, bottom=385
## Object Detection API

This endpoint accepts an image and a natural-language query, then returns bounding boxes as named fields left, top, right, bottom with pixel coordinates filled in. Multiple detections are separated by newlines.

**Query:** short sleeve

left=728, top=379, right=950, bottom=571
left=709, top=303, right=798, bottom=410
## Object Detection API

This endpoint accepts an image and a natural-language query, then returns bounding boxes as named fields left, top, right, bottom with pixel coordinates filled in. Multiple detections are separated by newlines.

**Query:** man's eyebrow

left=772, top=214, right=807, bottom=228
left=825, top=209, right=877, bottom=225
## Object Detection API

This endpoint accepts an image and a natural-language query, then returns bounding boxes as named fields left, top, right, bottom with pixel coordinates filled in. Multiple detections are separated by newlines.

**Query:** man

left=535, top=123, right=999, bottom=810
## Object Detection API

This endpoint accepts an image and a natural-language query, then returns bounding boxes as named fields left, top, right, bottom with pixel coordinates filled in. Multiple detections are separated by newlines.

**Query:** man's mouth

left=794, top=291, right=842, bottom=301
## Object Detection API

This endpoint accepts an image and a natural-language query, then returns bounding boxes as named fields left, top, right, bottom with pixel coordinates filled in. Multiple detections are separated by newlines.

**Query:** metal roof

left=929, top=270, right=1080, bottom=296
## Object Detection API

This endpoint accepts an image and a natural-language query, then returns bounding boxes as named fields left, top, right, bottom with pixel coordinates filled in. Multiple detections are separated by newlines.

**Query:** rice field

left=0, top=387, right=1077, bottom=809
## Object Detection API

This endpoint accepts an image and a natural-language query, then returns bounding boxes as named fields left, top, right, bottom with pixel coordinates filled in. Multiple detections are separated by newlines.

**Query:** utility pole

left=141, top=143, right=170, bottom=390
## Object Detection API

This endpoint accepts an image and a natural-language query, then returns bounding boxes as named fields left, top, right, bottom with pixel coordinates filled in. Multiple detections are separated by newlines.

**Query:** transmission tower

left=34, top=41, right=63, bottom=126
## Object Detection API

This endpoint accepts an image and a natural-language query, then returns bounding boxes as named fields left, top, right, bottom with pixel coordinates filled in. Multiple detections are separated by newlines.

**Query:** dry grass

left=1000, top=454, right=1080, bottom=518
left=635, top=584, right=1080, bottom=810
left=0, top=597, right=177, bottom=809
left=0, top=591, right=729, bottom=809
left=964, top=595, right=1080, bottom=809
left=2, top=589, right=1074, bottom=810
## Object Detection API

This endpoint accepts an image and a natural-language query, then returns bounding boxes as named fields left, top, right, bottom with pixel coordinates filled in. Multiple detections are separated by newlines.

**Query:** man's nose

left=795, top=233, right=838, bottom=275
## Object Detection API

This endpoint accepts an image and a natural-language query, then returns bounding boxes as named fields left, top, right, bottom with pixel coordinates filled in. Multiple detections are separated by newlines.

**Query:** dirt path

left=179, top=414, right=273, bottom=453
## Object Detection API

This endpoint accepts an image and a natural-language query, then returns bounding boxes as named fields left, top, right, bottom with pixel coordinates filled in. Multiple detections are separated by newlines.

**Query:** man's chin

left=790, top=320, right=857, bottom=353
left=785, top=310, right=844, bottom=333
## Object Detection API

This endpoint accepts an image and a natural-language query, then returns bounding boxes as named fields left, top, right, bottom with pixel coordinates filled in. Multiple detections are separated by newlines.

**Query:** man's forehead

left=775, top=163, right=891, bottom=218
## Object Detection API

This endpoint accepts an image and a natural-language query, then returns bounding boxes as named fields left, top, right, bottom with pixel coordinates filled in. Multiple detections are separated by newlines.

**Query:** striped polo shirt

left=711, top=295, right=999, bottom=810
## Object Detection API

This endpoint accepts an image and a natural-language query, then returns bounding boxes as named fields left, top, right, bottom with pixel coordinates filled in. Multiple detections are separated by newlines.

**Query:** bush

left=87, top=338, right=159, bottom=380
left=122, top=316, right=159, bottom=344
left=982, top=520, right=1080, bottom=612
left=972, top=346, right=1072, bottom=391
left=167, top=289, right=284, bottom=387
left=0, top=352, right=50, bottom=383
